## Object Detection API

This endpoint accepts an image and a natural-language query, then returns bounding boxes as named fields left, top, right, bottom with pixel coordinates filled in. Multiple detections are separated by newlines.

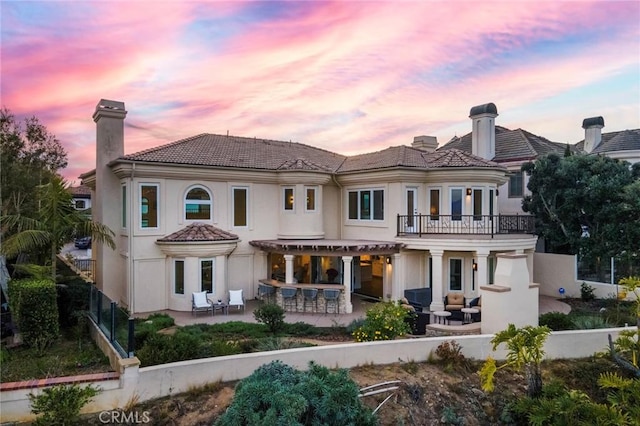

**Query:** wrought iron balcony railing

left=397, top=214, right=535, bottom=237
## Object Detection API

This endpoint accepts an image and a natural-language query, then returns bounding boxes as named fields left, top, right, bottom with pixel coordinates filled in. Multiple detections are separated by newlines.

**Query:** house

left=438, top=103, right=572, bottom=214
left=576, top=117, right=640, bottom=164
left=80, top=99, right=537, bottom=315
left=69, top=184, right=92, bottom=212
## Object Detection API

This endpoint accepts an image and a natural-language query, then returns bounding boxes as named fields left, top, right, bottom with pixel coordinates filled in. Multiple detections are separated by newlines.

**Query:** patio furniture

left=192, top=291, right=214, bottom=317
left=281, top=287, right=298, bottom=311
left=302, top=287, right=319, bottom=313
left=258, top=283, right=276, bottom=304
left=213, top=301, right=229, bottom=316
left=444, top=292, right=465, bottom=321
left=323, top=288, right=340, bottom=313
left=469, top=296, right=482, bottom=322
left=433, top=311, right=451, bottom=325
left=404, top=288, right=432, bottom=311
left=461, top=307, right=479, bottom=324
left=228, top=289, right=245, bottom=313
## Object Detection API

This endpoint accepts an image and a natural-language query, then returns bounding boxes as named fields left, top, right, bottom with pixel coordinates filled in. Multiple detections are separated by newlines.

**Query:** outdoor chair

left=192, top=291, right=213, bottom=317
left=281, top=287, right=298, bottom=311
left=258, top=283, right=275, bottom=304
left=444, top=292, right=465, bottom=321
left=228, top=289, right=245, bottom=313
left=302, top=287, right=318, bottom=313
left=323, top=288, right=340, bottom=313
left=469, top=296, right=482, bottom=322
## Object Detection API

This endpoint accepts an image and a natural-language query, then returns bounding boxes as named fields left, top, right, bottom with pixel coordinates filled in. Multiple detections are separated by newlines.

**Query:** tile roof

left=157, top=223, right=239, bottom=243
left=119, top=134, right=344, bottom=172
left=115, top=133, right=504, bottom=174
left=575, top=129, right=640, bottom=154
left=69, top=185, right=91, bottom=197
left=438, top=126, right=571, bottom=162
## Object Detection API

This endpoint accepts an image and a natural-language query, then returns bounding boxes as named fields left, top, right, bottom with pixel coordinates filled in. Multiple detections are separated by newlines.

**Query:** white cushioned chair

left=192, top=291, right=213, bottom=316
left=228, top=289, right=245, bottom=313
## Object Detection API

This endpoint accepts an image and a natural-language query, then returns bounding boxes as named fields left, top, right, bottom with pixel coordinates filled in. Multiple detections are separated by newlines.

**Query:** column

left=342, top=256, right=353, bottom=313
left=284, top=254, right=294, bottom=284
left=429, top=249, right=445, bottom=312
left=475, top=249, right=490, bottom=291
left=525, top=249, right=534, bottom=284
left=392, top=253, right=404, bottom=300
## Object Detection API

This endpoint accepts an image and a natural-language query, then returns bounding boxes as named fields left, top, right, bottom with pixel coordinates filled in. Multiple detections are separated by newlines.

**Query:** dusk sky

left=2, top=1, right=639, bottom=183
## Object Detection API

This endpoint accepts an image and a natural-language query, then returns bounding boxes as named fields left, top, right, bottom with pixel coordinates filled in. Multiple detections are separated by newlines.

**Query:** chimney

left=469, top=102, right=498, bottom=160
left=412, top=135, right=438, bottom=152
left=92, top=99, right=126, bottom=301
left=582, top=116, right=604, bottom=153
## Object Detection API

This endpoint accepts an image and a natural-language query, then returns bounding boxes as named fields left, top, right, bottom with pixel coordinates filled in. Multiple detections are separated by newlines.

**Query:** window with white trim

left=509, top=171, right=524, bottom=197
left=140, top=184, right=159, bottom=228
left=305, top=187, right=316, bottom=211
left=429, top=189, right=440, bottom=220
left=232, top=186, right=248, bottom=227
left=473, top=189, right=482, bottom=221
left=174, top=259, right=185, bottom=295
left=283, top=187, right=294, bottom=211
left=200, top=259, right=214, bottom=293
left=348, top=189, right=384, bottom=220
left=450, top=188, right=463, bottom=221
left=185, top=186, right=211, bottom=220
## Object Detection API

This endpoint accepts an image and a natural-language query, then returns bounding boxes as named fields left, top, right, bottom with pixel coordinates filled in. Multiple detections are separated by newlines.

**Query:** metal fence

left=397, top=214, right=535, bottom=237
left=576, top=255, right=640, bottom=285
left=88, top=286, right=135, bottom=358
left=73, top=258, right=95, bottom=280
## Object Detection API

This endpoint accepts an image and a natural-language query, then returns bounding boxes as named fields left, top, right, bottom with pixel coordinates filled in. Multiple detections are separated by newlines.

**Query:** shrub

left=282, top=321, right=319, bottom=336
left=56, top=279, right=91, bottom=328
left=580, top=282, right=596, bottom=302
left=435, top=340, right=469, bottom=371
left=352, top=300, right=411, bottom=342
left=571, top=315, right=614, bottom=329
left=255, top=337, right=315, bottom=352
left=136, top=332, right=204, bottom=366
left=29, top=384, right=100, bottom=425
left=253, top=303, right=285, bottom=333
left=134, top=313, right=175, bottom=349
left=215, top=360, right=377, bottom=426
left=539, top=312, right=574, bottom=330
left=8, top=278, right=59, bottom=354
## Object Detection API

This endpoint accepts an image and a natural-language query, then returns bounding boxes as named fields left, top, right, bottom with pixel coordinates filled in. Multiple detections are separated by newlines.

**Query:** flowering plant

left=352, top=300, right=412, bottom=342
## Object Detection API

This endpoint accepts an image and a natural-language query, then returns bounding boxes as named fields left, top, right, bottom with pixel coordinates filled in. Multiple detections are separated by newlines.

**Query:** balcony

left=397, top=214, right=535, bottom=237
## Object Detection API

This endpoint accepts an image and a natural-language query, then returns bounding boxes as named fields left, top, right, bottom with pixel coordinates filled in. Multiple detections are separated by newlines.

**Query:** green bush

left=580, top=282, right=596, bottom=302
left=9, top=278, right=59, bottom=354
left=56, top=279, right=91, bottom=328
left=136, top=332, right=204, bottom=366
left=215, top=361, right=377, bottom=426
left=539, top=312, right=575, bottom=330
left=352, top=301, right=411, bottom=342
left=29, top=383, right=100, bottom=425
left=255, top=337, right=315, bottom=352
left=571, top=315, right=614, bottom=329
left=435, top=340, right=469, bottom=371
left=134, top=313, right=176, bottom=349
left=253, top=303, right=285, bottom=333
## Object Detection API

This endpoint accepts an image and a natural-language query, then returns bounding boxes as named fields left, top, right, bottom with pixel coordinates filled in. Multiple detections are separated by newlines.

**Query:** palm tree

left=1, top=175, right=115, bottom=280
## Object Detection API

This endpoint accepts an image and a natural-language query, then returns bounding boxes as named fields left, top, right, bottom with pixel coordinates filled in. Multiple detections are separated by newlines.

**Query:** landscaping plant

left=352, top=300, right=411, bottom=342
left=253, top=303, right=285, bottom=333
left=29, top=383, right=100, bottom=425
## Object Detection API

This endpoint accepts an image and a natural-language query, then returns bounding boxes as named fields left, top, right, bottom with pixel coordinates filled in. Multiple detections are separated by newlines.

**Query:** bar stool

left=281, top=287, right=298, bottom=312
left=302, top=288, right=318, bottom=313
left=258, top=283, right=275, bottom=304
left=323, top=289, right=340, bottom=314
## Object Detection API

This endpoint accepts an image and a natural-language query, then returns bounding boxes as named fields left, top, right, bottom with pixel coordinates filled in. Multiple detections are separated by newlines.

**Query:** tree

left=522, top=154, right=639, bottom=268
left=1, top=176, right=115, bottom=279
left=480, top=324, right=551, bottom=398
left=1, top=108, right=67, bottom=219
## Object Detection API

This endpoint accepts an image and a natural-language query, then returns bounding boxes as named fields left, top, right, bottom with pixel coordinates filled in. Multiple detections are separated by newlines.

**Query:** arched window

left=185, top=187, right=212, bottom=220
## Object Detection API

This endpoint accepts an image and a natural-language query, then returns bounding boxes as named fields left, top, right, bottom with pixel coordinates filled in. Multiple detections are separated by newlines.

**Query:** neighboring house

left=438, top=103, right=571, bottom=214
left=576, top=117, right=640, bottom=164
left=81, top=99, right=537, bottom=315
left=69, top=184, right=92, bottom=213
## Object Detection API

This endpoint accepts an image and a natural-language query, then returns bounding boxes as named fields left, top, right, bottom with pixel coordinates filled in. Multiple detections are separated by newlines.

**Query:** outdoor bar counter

left=259, top=279, right=345, bottom=313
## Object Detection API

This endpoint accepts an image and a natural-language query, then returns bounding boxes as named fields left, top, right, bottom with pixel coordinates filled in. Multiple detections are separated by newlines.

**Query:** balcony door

left=405, top=188, right=418, bottom=232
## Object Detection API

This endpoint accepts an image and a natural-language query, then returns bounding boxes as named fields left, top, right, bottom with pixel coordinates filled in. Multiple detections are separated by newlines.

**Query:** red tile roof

left=157, top=223, right=239, bottom=243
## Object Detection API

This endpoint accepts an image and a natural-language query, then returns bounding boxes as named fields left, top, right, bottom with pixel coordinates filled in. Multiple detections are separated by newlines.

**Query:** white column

left=429, top=249, right=445, bottom=312
left=284, top=254, right=294, bottom=284
left=342, top=256, right=353, bottom=313
left=475, top=249, right=490, bottom=292
left=525, top=249, right=534, bottom=284
left=392, top=253, right=404, bottom=300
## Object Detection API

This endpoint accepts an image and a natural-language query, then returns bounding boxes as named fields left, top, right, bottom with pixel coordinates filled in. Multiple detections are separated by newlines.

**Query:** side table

left=433, top=311, right=452, bottom=325
left=213, top=302, right=228, bottom=316
left=461, top=307, right=479, bottom=324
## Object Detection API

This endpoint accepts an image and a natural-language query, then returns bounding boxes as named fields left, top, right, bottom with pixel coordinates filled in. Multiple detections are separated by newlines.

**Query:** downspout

left=128, top=163, right=136, bottom=314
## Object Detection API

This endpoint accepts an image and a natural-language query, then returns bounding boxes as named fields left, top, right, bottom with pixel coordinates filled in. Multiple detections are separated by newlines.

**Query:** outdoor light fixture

left=466, top=188, right=472, bottom=196
left=472, top=260, right=478, bottom=271
left=386, top=256, right=392, bottom=265
left=496, top=189, right=499, bottom=196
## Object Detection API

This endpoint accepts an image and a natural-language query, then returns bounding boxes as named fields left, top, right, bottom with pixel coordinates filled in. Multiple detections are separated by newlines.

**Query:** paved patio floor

left=136, top=295, right=570, bottom=328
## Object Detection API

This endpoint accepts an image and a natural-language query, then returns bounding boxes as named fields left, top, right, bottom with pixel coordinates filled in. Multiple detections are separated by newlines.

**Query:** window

left=488, top=256, right=495, bottom=284
left=75, top=200, right=86, bottom=209
left=283, top=187, right=294, bottom=211
left=121, top=185, right=127, bottom=228
left=348, top=189, right=384, bottom=220
left=200, top=259, right=214, bottom=293
left=233, top=187, right=248, bottom=227
left=473, top=189, right=482, bottom=221
left=174, top=260, right=184, bottom=295
left=185, top=187, right=211, bottom=220
left=429, top=189, right=440, bottom=220
left=509, top=171, right=524, bottom=198
left=449, top=258, right=462, bottom=291
left=141, top=184, right=158, bottom=228
left=305, top=187, right=316, bottom=211
left=451, top=188, right=463, bottom=221
left=489, top=189, right=494, bottom=217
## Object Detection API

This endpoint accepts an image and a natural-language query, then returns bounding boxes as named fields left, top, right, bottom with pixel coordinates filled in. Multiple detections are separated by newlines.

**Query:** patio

left=135, top=295, right=569, bottom=330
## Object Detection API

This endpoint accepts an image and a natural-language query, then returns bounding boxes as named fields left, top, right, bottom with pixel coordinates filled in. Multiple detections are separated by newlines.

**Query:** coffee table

left=433, top=311, right=452, bottom=325
left=213, top=302, right=228, bottom=316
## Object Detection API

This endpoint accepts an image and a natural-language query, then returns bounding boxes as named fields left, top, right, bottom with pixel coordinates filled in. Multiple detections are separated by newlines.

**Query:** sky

left=2, top=1, right=639, bottom=183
